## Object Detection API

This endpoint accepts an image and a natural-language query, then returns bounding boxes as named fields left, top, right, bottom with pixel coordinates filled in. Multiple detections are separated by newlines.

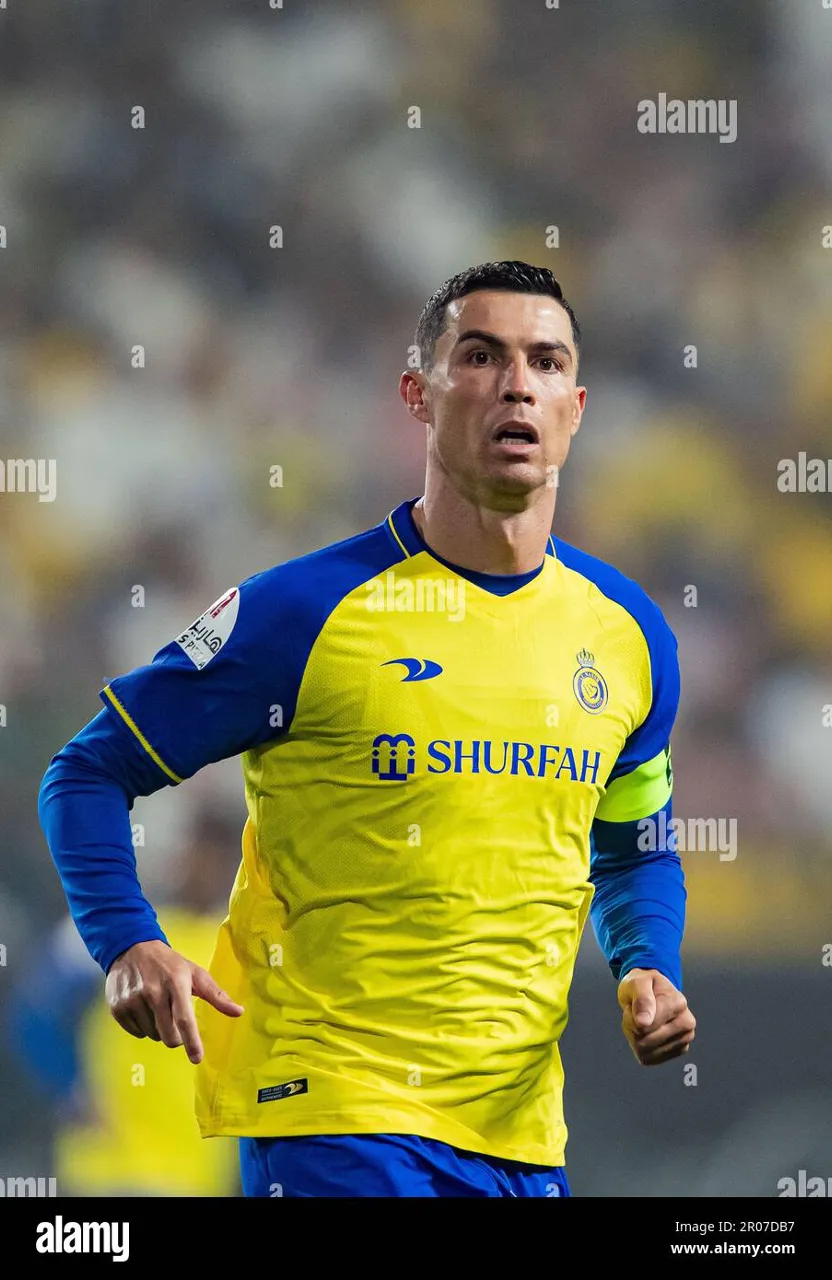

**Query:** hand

left=105, top=939, right=244, bottom=1065
left=617, top=967, right=695, bottom=1066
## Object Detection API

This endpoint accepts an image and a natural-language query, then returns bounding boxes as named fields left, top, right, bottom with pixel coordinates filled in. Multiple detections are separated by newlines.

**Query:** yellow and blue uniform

left=40, top=498, right=684, bottom=1188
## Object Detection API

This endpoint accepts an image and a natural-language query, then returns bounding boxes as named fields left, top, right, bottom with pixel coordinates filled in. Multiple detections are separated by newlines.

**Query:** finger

left=191, top=966, right=245, bottom=1018
left=126, top=985, right=164, bottom=1041
left=622, top=1006, right=649, bottom=1038
left=152, top=984, right=185, bottom=1051
left=634, top=1024, right=691, bottom=1054
left=133, top=1003, right=162, bottom=1041
left=622, top=975, right=656, bottom=1029
left=617, top=971, right=651, bottom=1010
left=623, top=993, right=690, bottom=1038
left=634, top=1024, right=691, bottom=1064
left=169, top=977, right=204, bottom=1065
left=630, top=1012, right=695, bottom=1053
left=623, top=1012, right=693, bottom=1058
left=652, top=994, right=690, bottom=1023
left=622, top=1004, right=664, bottom=1040
left=641, top=1035, right=695, bottom=1067
left=112, top=1008, right=146, bottom=1040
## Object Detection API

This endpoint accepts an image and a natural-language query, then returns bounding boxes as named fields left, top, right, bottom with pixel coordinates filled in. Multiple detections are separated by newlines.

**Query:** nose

left=500, top=358, right=535, bottom=405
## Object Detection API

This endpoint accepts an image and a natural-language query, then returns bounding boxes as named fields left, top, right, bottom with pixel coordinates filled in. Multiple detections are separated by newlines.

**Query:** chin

left=478, top=469, right=545, bottom=507
left=488, top=465, right=546, bottom=495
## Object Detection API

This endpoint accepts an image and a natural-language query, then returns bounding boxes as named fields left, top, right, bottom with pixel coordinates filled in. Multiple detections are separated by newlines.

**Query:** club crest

left=573, top=649, right=608, bottom=714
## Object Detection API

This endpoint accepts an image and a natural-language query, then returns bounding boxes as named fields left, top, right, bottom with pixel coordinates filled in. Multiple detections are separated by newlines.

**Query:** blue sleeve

left=38, top=707, right=175, bottom=974
left=607, top=605, right=680, bottom=785
left=98, top=574, right=297, bottom=783
left=95, top=543, right=396, bottom=780
left=39, top=570, right=300, bottom=973
left=589, top=799, right=686, bottom=991
left=558, top=558, right=686, bottom=987
left=39, top=535, right=401, bottom=975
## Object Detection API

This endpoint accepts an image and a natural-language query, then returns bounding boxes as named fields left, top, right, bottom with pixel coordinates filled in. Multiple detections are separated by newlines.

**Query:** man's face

left=401, top=290, right=586, bottom=507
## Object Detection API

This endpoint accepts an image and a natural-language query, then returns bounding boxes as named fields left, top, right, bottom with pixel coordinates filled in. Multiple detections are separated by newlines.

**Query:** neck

left=412, top=475, right=556, bottom=575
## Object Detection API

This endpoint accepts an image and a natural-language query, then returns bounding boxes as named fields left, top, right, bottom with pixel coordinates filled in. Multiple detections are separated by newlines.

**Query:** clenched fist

left=617, top=967, right=695, bottom=1066
left=105, top=939, right=244, bottom=1065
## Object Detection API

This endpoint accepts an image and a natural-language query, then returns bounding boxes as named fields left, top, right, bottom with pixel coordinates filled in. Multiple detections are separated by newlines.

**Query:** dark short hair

left=414, top=260, right=581, bottom=373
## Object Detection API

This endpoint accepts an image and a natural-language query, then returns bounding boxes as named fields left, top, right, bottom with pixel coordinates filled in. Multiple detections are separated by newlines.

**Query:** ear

left=399, top=370, right=432, bottom=425
left=571, top=385, right=587, bottom=437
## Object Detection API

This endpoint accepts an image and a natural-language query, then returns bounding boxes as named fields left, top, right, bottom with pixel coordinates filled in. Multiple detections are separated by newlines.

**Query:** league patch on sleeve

left=175, top=587, right=240, bottom=669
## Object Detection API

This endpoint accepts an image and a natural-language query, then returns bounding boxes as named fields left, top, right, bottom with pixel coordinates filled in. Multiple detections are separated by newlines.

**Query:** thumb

left=627, top=974, right=657, bottom=1028
left=191, top=965, right=245, bottom=1018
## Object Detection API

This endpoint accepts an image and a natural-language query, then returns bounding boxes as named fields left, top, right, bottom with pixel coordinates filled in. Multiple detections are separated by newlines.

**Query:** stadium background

left=0, top=0, right=830, bottom=1196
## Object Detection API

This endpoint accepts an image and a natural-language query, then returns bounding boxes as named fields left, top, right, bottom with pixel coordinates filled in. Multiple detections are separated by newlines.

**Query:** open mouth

left=493, top=424, right=538, bottom=445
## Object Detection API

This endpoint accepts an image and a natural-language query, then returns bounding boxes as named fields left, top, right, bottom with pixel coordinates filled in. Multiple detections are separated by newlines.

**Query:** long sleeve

left=39, top=573, right=294, bottom=974
left=583, top=572, right=685, bottom=990
left=589, top=798, right=686, bottom=991
left=38, top=708, right=173, bottom=974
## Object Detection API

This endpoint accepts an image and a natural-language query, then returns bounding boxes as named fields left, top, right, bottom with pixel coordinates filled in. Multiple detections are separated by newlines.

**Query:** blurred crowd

left=0, top=0, right=829, bottom=1192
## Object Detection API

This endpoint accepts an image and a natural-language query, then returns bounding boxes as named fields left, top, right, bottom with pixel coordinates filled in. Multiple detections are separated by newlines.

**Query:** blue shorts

left=239, top=1132, right=571, bottom=1198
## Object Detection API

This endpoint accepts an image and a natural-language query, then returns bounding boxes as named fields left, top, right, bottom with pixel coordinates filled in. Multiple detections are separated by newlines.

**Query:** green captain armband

left=595, top=747, right=673, bottom=823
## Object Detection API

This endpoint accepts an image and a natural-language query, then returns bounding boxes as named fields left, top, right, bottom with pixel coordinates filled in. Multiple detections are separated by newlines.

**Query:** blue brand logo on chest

left=382, top=658, right=444, bottom=682
left=371, top=733, right=601, bottom=785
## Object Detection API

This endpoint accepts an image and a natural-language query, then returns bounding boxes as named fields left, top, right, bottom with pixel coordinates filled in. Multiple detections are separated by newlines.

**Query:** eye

left=537, top=357, right=561, bottom=372
left=468, top=349, right=492, bottom=365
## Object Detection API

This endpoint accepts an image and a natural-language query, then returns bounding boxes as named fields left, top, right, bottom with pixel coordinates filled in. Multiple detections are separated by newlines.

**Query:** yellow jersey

left=102, top=499, right=680, bottom=1166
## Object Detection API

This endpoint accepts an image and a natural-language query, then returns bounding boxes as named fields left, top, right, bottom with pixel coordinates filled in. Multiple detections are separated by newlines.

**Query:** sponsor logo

left=382, top=658, right=444, bottom=682
left=372, top=733, right=417, bottom=781
left=175, top=587, right=239, bottom=670
left=371, top=733, right=602, bottom=785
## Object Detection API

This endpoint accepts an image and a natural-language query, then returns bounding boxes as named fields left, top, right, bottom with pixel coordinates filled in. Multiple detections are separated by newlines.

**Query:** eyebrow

left=454, top=329, right=573, bottom=362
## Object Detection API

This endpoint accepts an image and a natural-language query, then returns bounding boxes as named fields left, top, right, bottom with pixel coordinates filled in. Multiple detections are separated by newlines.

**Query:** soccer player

left=40, top=261, right=695, bottom=1198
